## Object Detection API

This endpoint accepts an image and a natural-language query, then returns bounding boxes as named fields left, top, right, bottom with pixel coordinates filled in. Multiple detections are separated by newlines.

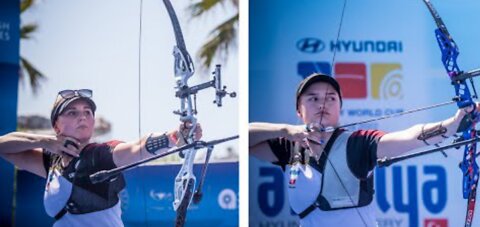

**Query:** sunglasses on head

left=58, top=89, right=93, bottom=99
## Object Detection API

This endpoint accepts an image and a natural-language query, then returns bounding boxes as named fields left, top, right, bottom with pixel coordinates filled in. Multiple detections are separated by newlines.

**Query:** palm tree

left=20, top=0, right=45, bottom=94
left=188, top=0, right=239, bottom=71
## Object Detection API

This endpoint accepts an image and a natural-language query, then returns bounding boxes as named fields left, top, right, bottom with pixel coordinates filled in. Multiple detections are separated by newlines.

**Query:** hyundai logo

left=297, top=38, right=325, bottom=53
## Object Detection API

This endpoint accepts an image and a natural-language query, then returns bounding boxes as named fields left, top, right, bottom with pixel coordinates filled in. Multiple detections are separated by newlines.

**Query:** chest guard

left=295, top=131, right=374, bottom=218
left=46, top=143, right=125, bottom=220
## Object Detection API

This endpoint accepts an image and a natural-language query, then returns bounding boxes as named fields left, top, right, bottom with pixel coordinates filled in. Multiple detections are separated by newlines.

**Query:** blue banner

left=0, top=0, right=20, bottom=226
left=0, top=0, right=19, bottom=64
left=122, top=163, right=239, bottom=227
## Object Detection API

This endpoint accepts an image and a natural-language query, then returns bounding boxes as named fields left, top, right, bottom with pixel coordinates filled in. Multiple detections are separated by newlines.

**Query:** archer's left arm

left=112, top=124, right=202, bottom=167
left=377, top=105, right=478, bottom=159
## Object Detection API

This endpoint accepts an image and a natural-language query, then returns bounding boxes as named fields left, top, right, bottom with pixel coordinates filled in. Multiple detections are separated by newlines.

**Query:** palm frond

left=188, top=0, right=224, bottom=18
left=197, top=13, right=238, bottom=70
left=20, top=57, right=46, bottom=94
left=19, top=0, right=46, bottom=93
left=20, top=23, right=38, bottom=39
left=20, top=0, right=35, bottom=13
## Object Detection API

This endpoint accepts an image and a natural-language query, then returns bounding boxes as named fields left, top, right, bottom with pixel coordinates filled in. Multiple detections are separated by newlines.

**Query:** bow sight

left=174, top=64, right=236, bottom=118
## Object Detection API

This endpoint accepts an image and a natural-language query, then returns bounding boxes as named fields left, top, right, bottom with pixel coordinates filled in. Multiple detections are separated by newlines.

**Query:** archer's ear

left=296, top=109, right=302, bottom=118
left=53, top=124, right=60, bottom=134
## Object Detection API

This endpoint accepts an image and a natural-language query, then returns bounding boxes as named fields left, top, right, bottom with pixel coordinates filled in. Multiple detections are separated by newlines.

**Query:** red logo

left=424, top=218, right=448, bottom=227
left=334, top=63, right=367, bottom=99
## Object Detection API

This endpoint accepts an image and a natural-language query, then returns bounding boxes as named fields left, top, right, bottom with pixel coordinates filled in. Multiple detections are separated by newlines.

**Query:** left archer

left=0, top=89, right=202, bottom=226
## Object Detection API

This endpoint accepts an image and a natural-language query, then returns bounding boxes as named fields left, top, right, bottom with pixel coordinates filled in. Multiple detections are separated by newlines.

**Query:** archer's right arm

left=249, top=122, right=308, bottom=162
left=0, top=132, right=80, bottom=178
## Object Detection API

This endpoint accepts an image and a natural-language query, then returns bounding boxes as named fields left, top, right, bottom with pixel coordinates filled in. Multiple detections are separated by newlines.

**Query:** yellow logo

left=371, top=64, right=403, bottom=100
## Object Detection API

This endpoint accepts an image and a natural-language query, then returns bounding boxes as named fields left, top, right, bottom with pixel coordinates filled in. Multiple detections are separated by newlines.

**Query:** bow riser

left=434, top=29, right=459, bottom=74
left=433, top=29, right=475, bottom=109
left=461, top=128, right=480, bottom=198
left=173, top=46, right=194, bottom=88
left=173, top=147, right=197, bottom=210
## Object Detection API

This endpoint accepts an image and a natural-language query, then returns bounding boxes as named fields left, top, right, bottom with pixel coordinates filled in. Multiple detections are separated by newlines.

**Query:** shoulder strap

left=308, top=129, right=344, bottom=174
left=52, top=143, right=88, bottom=220
left=54, top=208, right=68, bottom=220
left=298, top=128, right=345, bottom=219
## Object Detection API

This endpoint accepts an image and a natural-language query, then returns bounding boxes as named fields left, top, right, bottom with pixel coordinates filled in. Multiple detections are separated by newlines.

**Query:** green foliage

left=19, top=0, right=45, bottom=94
left=188, top=0, right=239, bottom=71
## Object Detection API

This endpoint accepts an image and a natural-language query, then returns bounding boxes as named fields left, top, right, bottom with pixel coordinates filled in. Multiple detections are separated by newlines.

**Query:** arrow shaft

left=378, top=137, right=480, bottom=167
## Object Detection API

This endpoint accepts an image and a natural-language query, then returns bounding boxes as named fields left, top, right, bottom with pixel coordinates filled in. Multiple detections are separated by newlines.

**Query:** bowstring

left=312, top=0, right=369, bottom=226
left=137, top=0, right=149, bottom=226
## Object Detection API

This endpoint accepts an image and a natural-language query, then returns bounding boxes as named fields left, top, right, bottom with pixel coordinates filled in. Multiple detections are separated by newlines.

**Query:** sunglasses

left=58, top=89, right=93, bottom=99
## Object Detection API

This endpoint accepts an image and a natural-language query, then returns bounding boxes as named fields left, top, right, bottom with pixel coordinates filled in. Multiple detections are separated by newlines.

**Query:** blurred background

left=249, top=1, right=480, bottom=227
left=0, top=0, right=238, bottom=226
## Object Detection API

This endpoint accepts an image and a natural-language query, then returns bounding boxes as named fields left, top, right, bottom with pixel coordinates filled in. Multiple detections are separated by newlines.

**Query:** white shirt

left=44, top=165, right=124, bottom=227
left=286, top=164, right=377, bottom=227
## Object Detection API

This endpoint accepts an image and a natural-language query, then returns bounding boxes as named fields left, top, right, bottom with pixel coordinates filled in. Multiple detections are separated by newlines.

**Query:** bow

left=421, top=1, right=479, bottom=226
left=162, top=0, right=236, bottom=226
left=354, top=1, right=480, bottom=226
left=378, top=2, right=480, bottom=226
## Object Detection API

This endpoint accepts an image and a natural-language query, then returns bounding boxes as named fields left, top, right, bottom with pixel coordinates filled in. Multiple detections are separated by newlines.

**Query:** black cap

left=50, top=95, right=96, bottom=127
left=296, top=73, right=343, bottom=109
